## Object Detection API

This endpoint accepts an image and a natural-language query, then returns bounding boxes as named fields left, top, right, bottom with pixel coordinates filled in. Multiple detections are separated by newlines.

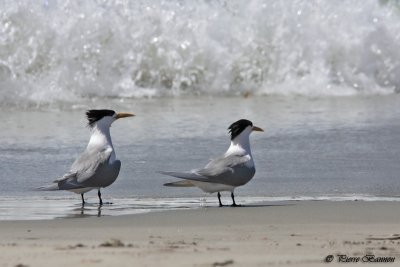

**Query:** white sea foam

left=1, top=0, right=400, bottom=105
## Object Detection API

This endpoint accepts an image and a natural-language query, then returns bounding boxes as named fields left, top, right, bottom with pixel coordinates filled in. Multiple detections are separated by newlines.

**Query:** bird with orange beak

left=38, top=109, right=134, bottom=205
left=161, top=119, right=263, bottom=207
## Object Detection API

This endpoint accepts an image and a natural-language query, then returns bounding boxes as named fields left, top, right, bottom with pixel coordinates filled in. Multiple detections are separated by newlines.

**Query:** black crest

left=228, top=119, right=253, bottom=140
left=86, top=109, right=116, bottom=127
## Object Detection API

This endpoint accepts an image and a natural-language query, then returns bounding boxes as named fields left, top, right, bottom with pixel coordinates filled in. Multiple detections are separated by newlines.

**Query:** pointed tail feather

left=163, top=180, right=195, bottom=187
left=35, top=183, right=59, bottom=191
left=158, top=171, right=205, bottom=180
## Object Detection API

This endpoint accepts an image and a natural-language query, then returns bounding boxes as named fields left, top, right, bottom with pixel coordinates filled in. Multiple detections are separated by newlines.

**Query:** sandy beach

left=1, top=201, right=399, bottom=267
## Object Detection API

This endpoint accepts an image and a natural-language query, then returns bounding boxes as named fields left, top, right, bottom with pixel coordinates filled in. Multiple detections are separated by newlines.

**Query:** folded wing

left=37, top=147, right=112, bottom=191
left=162, top=154, right=252, bottom=187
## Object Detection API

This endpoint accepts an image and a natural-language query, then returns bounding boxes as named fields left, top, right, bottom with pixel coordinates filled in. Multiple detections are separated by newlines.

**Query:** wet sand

left=1, top=201, right=400, bottom=267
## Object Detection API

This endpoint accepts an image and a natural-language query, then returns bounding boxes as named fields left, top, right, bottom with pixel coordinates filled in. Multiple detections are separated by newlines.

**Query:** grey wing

left=54, top=147, right=112, bottom=184
left=70, top=147, right=112, bottom=184
left=37, top=148, right=112, bottom=191
left=161, top=154, right=253, bottom=186
left=199, top=154, right=250, bottom=177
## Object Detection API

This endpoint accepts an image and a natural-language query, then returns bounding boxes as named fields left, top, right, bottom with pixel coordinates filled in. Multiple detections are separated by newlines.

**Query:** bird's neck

left=225, top=134, right=252, bottom=156
left=87, top=124, right=115, bottom=160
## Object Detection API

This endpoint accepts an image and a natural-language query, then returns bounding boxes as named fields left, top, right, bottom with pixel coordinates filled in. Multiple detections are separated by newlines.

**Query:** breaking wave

left=1, top=0, right=400, bottom=106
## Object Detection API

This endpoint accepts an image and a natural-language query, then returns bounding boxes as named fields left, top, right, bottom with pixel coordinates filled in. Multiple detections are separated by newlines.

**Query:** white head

left=85, top=109, right=134, bottom=162
left=225, top=119, right=263, bottom=155
left=228, top=119, right=264, bottom=143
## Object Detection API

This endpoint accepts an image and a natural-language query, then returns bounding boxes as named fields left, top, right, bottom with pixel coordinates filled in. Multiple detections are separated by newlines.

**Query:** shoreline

left=1, top=201, right=400, bottom=266
left=1, top=196, right=400, bottom=221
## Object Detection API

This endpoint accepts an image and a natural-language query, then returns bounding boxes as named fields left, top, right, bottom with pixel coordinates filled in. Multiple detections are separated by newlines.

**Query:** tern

left=161, top=119, right=263, bottom=207
left=38, top=109, right=134, bottom=205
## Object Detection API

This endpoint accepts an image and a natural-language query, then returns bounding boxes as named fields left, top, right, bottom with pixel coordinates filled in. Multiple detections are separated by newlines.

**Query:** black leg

left=81, top=194, right=85, bottom=206
left=217, top=192, right=223, bottom=207
left=98, top=189, right=103, bottom=206
left=231, top=192, right=240, bottom=207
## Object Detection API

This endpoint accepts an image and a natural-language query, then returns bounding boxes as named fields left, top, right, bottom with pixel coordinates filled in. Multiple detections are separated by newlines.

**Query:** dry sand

left=1, top=201, right=400, bottom=267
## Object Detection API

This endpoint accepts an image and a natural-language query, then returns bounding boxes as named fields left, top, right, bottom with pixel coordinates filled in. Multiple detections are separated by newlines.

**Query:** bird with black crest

left=38, top=109, right=134, bottom=205
left=161, top=119, right=263, bottom=207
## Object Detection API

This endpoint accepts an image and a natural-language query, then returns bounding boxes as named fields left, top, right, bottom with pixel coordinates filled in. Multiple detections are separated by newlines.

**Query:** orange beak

left=252, top=126, right=264, bottom=132
left=116, top=112, right=135, bottom=119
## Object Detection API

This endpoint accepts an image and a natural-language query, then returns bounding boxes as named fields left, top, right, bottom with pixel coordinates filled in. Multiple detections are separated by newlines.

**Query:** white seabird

left=38, top=109, right=134, bottom=205
left=161, top=119, right=263, bottom=207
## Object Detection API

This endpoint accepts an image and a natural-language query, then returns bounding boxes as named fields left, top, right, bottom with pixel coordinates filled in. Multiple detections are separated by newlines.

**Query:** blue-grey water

left=1, top=0, right=400, bottom=219
left=1, top=96, right=400, bottom=220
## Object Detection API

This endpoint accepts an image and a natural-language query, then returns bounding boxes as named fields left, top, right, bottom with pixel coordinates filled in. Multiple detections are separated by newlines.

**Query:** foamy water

left=1, top=0, right=400, bottom=107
